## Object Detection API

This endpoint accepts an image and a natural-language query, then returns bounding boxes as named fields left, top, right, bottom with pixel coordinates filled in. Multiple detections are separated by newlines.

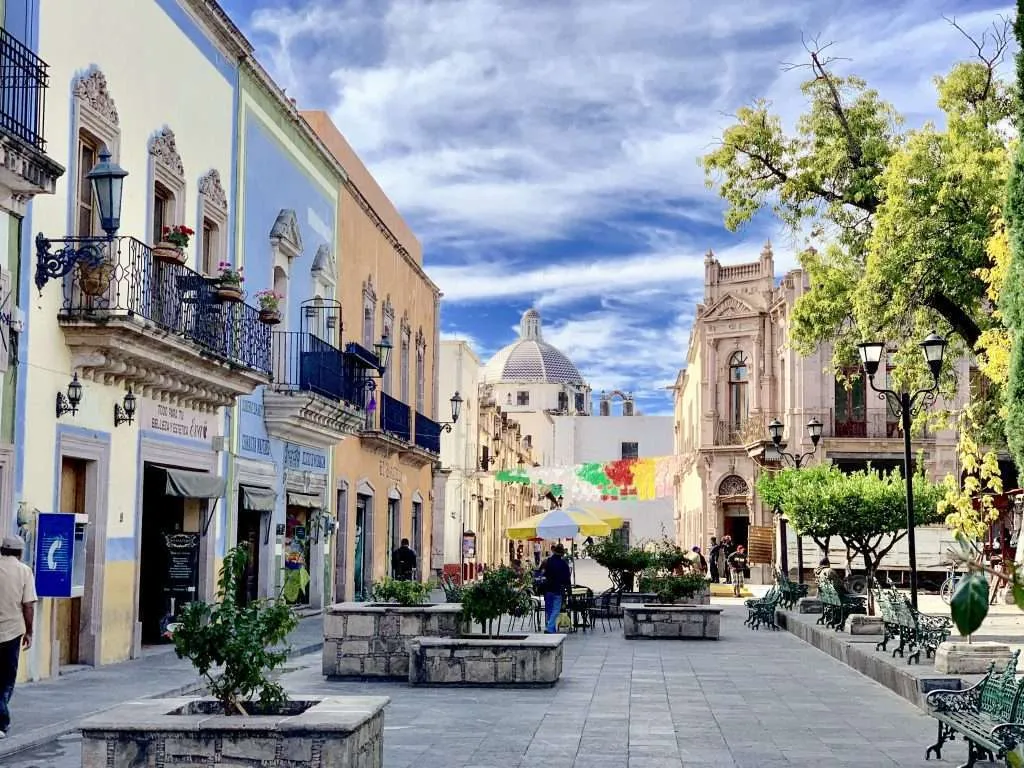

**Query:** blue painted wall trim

left=50, top=424, right=111, bottom=514
left=3, top=0, right=38, bottom=48
left=153, top=0, right=235, bottom=83
left=106, top=536, right=136, bottom=562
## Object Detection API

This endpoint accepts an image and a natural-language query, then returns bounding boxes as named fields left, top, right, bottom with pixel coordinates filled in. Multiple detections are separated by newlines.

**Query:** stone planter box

left=623, top=604, right=723, bottom=640
left=936, top=641, right=1016, bottom=674
left=408, top=633, right=564, bottom=686
left=323, top=602, right=463, bottom=679
left=80, top=695, right=389, bottom=768
left=622, top=587, right=711, bottom=605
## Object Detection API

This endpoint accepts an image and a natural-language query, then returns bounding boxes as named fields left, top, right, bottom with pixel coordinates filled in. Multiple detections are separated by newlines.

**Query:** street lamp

left=35, top=147, right=128, bottom=291
left=858, top=332, right=946, bottom=609
left=373, top=333, right=392, bottom=374
left=439, top=392, right=464, bottom=433
left=765, top=417, right=822, bottom=583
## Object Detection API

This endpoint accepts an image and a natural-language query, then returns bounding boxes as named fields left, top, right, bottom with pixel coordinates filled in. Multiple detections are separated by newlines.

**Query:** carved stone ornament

left=718, top=474, right=749, bottom=496
left=416, top=327, right=426, bottom=349
left=382, top=295, right=394, bottom=320
left=198, top=169, right=228, bottom=212
left=704, top=294, right=755, bottom=320
left=363, top=274, right=376, bottom=303
left=149, top=128, right=184, bottom=177
left=310, top=244, right=335, bottom=280
left=269, top=209, right=302, bottom=255
left=73, top=69, right=120, bottom=126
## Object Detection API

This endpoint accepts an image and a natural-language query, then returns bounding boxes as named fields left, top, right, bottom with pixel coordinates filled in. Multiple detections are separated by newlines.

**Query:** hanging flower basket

left=78, top=260, right=115, bottom=296
left=216, top=283, right=243, bottom=303
left=152, top=241, right=186, bottom=265
left=259, top=309, right=282, bottom=325
left=214, top=262, right=244, bottom=304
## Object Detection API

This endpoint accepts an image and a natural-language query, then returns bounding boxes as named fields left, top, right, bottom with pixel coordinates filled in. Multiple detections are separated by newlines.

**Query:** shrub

left=461, top=566, right=534, bottom=637
left=440, top=574, right=464, bottom=603
left=371, top=577, right=432, bottom=606
left=637, top=572, right=708, bottom=604
left=586, top=538, right=653, bottom=590
left=172, top=547, right=298, bottom=716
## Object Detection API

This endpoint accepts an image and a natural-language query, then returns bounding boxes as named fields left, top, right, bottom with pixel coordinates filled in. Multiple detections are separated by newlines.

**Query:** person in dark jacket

left=540, top=544, right=572, bottom=633
left=708, top=536, right=723, bottom=583
left=391, top=539, right=417, bottom=581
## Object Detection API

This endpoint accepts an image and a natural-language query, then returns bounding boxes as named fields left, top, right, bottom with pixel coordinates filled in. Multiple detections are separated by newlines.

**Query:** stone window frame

left=415, top=329, right=426, bottom=414
left=70, top=69, right=122, bottom=238
left=381, top=296, right=395, bottom=395
left=310, top=244, right=336, bottom=304
left=400, top=318, right=411, bottom=404
left=147, top=127, right=187, bottom=245
left=197, top=170, right=228, bottom=276
left=362, top=275, right=377, bottom=350
left=269, top=209, right=303, bottom=332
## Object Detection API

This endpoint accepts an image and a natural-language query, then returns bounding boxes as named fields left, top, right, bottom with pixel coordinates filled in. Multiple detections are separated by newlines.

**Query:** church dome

left=481, top=309, right=584, bottom=384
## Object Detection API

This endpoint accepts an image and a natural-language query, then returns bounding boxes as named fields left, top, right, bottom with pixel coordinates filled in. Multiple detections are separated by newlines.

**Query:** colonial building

left=303, top=113, right=444, bottom=602
left=673, top=244, right=966, bottom=581
left=21, top=0, right=259, bottom=680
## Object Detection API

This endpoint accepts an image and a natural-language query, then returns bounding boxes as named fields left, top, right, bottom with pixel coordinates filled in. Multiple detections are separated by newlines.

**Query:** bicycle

left=939, top=566, right=961, bottom=605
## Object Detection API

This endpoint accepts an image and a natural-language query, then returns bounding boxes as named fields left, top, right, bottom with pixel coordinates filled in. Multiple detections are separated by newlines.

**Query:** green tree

left=703, top=22, right=1015, bottom=534
left=1005, top=1, right=1024, bottom=475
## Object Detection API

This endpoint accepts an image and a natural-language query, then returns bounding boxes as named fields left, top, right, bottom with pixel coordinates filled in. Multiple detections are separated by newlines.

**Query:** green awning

left=164, top=468, right=226, bottom=500
left=287, top=492, right=322, bottom=509
left=241, top=485, right=276, bottom=512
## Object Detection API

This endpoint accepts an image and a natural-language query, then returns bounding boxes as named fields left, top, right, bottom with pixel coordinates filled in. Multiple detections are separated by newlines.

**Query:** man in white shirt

left=0, top=536, right=36, bottom=739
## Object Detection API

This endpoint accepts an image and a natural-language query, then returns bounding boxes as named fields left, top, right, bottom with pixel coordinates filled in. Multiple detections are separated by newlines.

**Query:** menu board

left=164, top=533, right=199, bottom=599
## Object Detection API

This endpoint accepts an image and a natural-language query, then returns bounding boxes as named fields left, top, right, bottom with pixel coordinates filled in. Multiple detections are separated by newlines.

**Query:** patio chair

left=590, top=588, right=623, bottom=631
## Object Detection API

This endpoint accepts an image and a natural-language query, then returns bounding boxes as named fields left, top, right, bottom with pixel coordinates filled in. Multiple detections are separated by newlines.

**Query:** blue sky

left=221, top=0, right=1012, bottom=415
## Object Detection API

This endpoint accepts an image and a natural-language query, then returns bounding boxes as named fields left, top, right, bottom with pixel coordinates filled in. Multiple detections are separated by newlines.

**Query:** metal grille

left=271, top=331, right=362, bottom=405
left=414, top=411, right=441, bottom=455
left=0, top=27, right=48, bottom=150
left=381, top=392, right=410, bottom=440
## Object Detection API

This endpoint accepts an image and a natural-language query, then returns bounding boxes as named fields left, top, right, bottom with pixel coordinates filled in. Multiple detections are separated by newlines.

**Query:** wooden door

left=56, top=458, right=86, bottom=666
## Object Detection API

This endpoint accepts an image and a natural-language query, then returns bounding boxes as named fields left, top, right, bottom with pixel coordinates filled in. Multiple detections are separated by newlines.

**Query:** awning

left=241, top=485, right=276, bottom=512
left=287, top=492, right=323, bottom=509
left=164, top=468, right=227, bottom=499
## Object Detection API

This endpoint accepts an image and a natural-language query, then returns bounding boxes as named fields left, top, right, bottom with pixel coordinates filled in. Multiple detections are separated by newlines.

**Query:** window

left=387, top=497, right=400, bottom=569
left=557, top=392, right=568, bottom=412
left=152, top=182, right=172, bottom=245
left=970, top=366, right=991, bottom=403
left=834, top=370, right=866, bottom=424
left=198, top=170, right=228, bottom=275
left=200, top=217, right=220, bottom=275
left=382, top=325, right=393, bottom=395
left=728, top=351, right=748, bottom=430
left=400, top=331, right=410, bottom=402
left=574, top=392, right=585, bottom=414
left=362, top=307, right=373, bottom=349
left=411, top=500, right=422, bottom=559
left=416, top=344, right=425, bottom=413
left=621, top=442, right=639, bottom=460
left=517, top=390, right=530, bottom=406
left=76, top=132, right=100, bottom=236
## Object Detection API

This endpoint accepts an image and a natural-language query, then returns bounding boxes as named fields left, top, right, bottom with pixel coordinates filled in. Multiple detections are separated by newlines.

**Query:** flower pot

left=152, top=241, right=186, bottom=265
left=78, top=260, right=115, bottom=296
left=258, top=309, right=281, bottom=325
left=216, top=284, right=243, bottom=303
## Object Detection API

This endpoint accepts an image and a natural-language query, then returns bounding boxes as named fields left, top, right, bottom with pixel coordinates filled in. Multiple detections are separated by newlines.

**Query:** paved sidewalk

left=0, top=613, right=323, bottom=759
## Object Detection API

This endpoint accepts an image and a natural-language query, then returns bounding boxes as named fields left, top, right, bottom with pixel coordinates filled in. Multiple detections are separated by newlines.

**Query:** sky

left=221, top=0, right=1013, bottom=415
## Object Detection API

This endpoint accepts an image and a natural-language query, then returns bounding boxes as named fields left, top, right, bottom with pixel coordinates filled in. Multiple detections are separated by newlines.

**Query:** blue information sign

left=35, top=513, right=76, bottom=598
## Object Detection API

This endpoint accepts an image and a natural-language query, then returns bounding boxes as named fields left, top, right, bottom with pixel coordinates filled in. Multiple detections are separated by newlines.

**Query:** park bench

left=775, top=571, right=808, bottom=610
left=924, top=652, right=1023, bottom=765
left=875, top=584, right=952, bottom=665
left=744, top=586, right=782, bottom=631
left=816, top=579, right=866, bottom=631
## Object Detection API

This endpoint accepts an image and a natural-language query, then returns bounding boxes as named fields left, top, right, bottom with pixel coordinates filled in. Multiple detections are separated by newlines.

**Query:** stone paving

left=8, top=605, right=981, bottom=768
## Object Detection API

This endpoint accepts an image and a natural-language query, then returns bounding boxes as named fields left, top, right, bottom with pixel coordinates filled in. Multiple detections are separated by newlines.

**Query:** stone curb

left=0, top=639, right=324, bottom=759
left=775, top=609, right=964, bottom=709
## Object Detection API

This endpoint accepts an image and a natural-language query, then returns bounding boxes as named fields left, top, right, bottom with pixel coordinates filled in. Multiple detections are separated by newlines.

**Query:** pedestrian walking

left=708, top=536, right=721, bottom=582
left=727, top=545, right=748, bottom=597
left=539, top=544, right=572, bottom=634
left=691, top=546, right=708, bottom=575
left=391, top=538, right=417, bottom=581
left=0, top=536, right=36, bottom=739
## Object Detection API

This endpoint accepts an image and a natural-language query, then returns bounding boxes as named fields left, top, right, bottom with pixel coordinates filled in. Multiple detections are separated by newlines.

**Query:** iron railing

left=380, top=392, right=410, bottom=440
left=58, top=236, right=271, bottom=375
left=804, top=410, right=910, bottom=440
left=272, top=331, right=364, bottom=405
left=414, top=411, right=441, bottom=455
left=0, top=27, right=48, bottom=150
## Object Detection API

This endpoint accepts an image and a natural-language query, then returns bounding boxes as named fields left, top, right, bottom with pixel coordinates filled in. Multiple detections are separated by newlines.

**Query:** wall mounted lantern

left=35, top=148, right=128, bottom=291
left=439, top=391, right=463, bottom=433
left=56, top=373, right=83, bottom=418
left=374, top=333, right=392, bottom=374
left=114, top=386, right=136, bottom=427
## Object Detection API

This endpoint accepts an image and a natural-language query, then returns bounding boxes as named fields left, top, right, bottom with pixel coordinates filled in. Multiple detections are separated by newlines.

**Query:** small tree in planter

left=637, top=572, right=708, bottom=604
left=461, top=566, right=534, bottom=637
left=173, top=546, right=299, bottom=715
left=585, top=537, right=652, bottom=590
left=371, top=577, right=433, bottom=606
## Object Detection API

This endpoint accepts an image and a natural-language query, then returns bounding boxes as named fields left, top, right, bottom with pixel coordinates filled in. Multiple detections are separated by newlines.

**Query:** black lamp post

left=766, top=417, right=822, bottom=583
left=858, top=332, right=946, bottom=609
left=439, top=392, right=463, bottom=433
left=35, top=147, right=128, bottom=291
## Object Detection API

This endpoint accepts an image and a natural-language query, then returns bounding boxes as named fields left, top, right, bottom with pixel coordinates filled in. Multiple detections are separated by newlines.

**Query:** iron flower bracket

left=35, top=233, right=111, bottom=292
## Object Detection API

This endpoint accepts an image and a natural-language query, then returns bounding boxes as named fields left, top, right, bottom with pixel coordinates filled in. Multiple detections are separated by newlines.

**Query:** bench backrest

left=979, top=651, right=1022, bottom=722
left=817, top=580, right=840, bottom=605
left=891, top=595, right=917, bottom=628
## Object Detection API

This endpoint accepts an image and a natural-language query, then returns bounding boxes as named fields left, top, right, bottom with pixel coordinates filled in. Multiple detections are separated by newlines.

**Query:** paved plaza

left=5, top=605, right=978, bottom=768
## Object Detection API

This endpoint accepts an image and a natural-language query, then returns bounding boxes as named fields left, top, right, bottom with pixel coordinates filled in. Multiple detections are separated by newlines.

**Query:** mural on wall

left=494, top=454, right=697, bottom=501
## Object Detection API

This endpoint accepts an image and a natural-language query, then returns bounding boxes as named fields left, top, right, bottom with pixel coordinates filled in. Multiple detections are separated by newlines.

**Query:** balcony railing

left=713, top=419, right=767, bottom=446
left=0, top=27, right=48, bottom=150
left=414, top=411, right=441, bottom=455
left=804, top=409, right=921, bottom=439
left=271, top=331, right=363, bottom=405
left=58, top=236, right=271, bottom=374
left=380, top=392, right=410, bottom=440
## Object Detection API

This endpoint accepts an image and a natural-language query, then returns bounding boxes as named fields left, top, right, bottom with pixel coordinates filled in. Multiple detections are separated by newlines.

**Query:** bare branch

left=944, top=14, right=1012, bottom=103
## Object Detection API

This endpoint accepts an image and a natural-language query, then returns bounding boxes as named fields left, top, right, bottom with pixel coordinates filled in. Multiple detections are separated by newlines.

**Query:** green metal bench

left=775, top=571, right=809, bottom=610
left=744, top=586, right=782, bottom=630
left=925, top=652, right=1022, bottom=765
left=817, top=579, right=866, bottom=631
left=875, top=583, right=952, bottom=664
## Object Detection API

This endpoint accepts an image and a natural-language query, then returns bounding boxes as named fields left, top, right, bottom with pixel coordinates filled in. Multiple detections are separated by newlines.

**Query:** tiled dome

left=481, top=309, right=584, bottom=384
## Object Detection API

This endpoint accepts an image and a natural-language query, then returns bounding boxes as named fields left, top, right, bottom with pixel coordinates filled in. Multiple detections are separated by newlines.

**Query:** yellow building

left=302, top=113, right=446, bottom=600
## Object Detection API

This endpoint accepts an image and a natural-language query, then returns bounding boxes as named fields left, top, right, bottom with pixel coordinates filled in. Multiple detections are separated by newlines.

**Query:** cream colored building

left=673, top=244, right=966, bottom=582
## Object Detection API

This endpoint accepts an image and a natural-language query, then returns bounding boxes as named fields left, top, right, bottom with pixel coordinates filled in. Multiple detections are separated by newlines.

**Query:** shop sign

left=462, top=531, right=477, bottom=559
left=284, top=443, right=328, bottom=474
left=139, top=399, right=216, bottom=444
left=238, top=391, right=272, bottom=459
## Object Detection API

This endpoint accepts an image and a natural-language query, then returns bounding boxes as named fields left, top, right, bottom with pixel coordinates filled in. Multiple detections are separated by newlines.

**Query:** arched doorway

left=718, top=474, right=750, bottom=549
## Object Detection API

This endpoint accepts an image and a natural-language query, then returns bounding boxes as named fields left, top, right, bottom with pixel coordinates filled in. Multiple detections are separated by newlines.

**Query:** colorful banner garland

left=495, top=455, right=688, bottom=501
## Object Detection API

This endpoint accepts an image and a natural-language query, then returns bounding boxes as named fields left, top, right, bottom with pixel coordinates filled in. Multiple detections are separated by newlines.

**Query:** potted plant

left=586, top=537, right=653, bottom=591
left=255, top=289, right=283, bottom=325
left=461, top=566, right=534, bottom=637
left=215, top=261, right=244, bottom=303
left=77, top=255, right=115, bottom=296
left=637, top=572, right=709, bottom=604
left=371, top=577, right=433, bottom=606
left=153, top=224, right=194, bottom=265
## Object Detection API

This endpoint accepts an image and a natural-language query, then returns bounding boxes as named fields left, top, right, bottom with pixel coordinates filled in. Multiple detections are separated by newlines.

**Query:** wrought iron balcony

left=380, top=392, right=411, bottom=441
left=414, top=411, right=442, bottom=455
left=56, top=236, right=271, bottom=409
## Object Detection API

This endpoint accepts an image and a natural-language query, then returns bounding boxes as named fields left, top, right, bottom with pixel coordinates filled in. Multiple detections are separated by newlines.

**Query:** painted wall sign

left=139, top=400, right=217, bottom=444
left=284, top=443, right=328, bottom=474
left=237, top=390, right=272, bottom=460
left=379, top=459, right=405, bottom=484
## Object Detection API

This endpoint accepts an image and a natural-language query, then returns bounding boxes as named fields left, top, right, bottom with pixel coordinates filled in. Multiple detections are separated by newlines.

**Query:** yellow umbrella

left=506, top=508, right=611, bottom=540
left=576, top=506, right=625, bottom=530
